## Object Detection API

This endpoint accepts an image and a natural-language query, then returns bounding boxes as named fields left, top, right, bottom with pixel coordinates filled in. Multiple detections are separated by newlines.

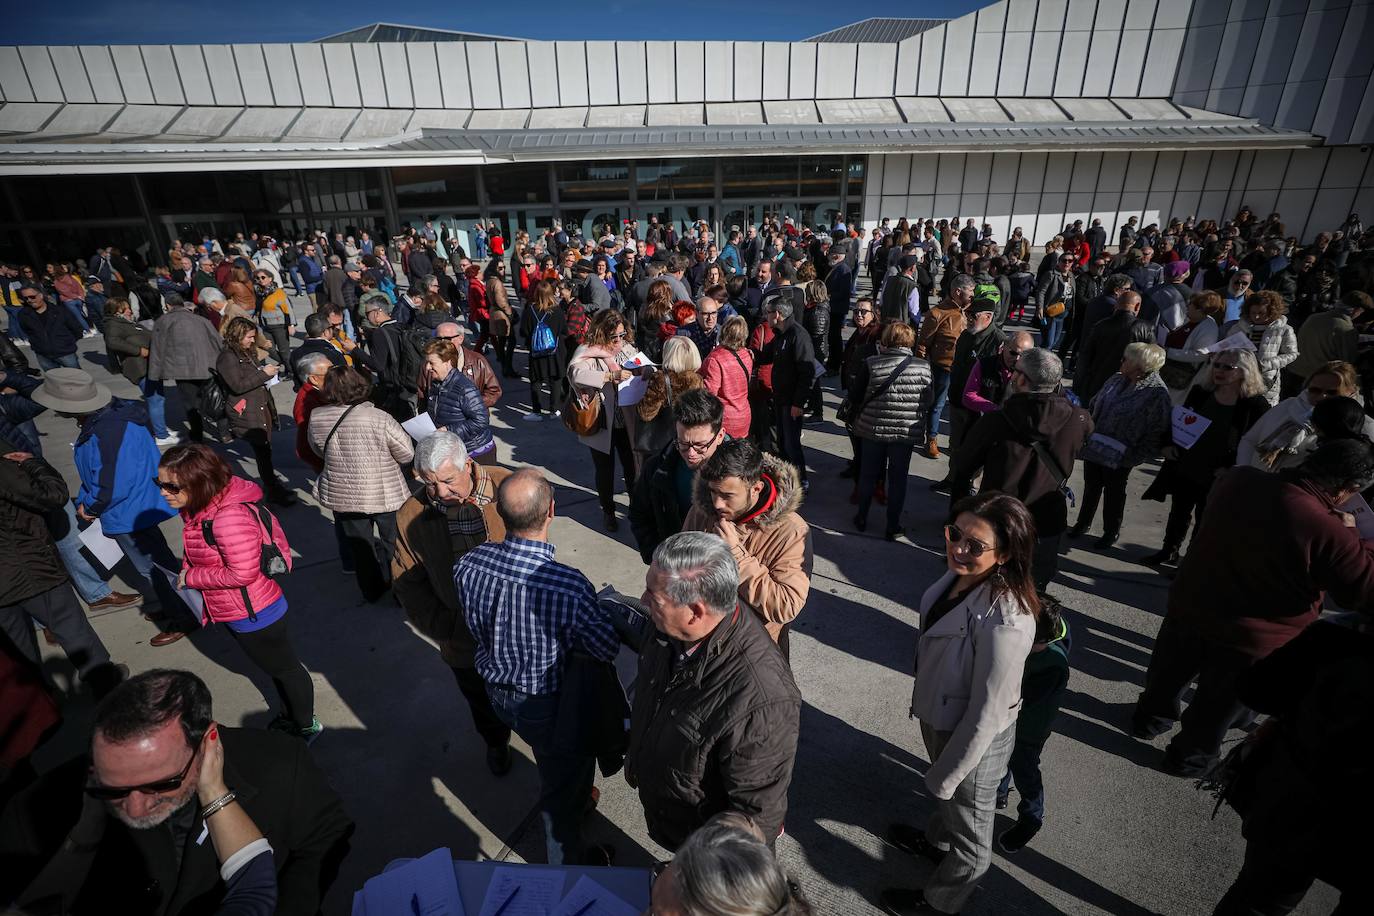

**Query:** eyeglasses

left=610, top=331, right=626, bottom=340
left=1213, top=363, right=1241, bottom=372
left=854, top=309, right=873, bottom=316
left=85, top=750, right=196, bottom=800
left=676, top=431, right=720, bottom=455
left=698, top=310, right=719, bottom=319
left=152, top=477, right=183, bottom=494
left=944, top=524, right=998, bottom=558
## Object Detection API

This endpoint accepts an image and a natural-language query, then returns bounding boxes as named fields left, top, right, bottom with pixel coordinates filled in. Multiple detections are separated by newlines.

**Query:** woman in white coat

left=1236, top=360, right=1374, bottom=471
left=568, top=309, right=643, bottom=532
left=881, top=492, right=1039, bottom=916
left=1220, top=290, right=1298, bottom=406
left=1159, top=290, right=1225, bottom=405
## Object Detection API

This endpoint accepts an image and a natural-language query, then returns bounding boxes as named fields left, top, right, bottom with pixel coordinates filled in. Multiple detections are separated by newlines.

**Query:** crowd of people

left=1, top=201, right=1371, bottom=916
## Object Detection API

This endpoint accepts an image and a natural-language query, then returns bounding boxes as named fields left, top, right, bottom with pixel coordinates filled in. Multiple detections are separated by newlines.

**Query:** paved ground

left=26, top=309, right=1337, bottom=915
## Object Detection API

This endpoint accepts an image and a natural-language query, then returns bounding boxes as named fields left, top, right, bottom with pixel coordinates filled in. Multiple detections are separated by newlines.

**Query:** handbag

left=1043, top=300, right=1066, bottom=318
left=562, top=357, right=606, bottom=436
left=198, top=372, right=228, bottom=423
left=838, top=355, right=915, bottom=428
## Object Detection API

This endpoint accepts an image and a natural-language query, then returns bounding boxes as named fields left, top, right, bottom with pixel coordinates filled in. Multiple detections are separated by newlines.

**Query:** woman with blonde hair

left=570, top=309, right=643, bottom=530
left=1141, top=348, right=1271, bottom=567
left=700, top=316, right=754, bottom=439
left=637, top=335, right=706, bottom=467
left=1070, top=342, right=1173, bottom=548
left=1160, top=291, right=1225, bottom=403
left=1237, top=360, right=1374, bottom=471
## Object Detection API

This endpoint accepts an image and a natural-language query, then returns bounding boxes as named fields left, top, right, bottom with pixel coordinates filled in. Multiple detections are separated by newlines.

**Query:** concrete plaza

left=27, top=324, right=1335, bottom=916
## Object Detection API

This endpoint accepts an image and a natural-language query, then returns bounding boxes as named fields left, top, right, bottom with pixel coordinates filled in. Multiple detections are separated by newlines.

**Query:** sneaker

left=522, top=412, right=545, bottom=422
left=88, top=591, right=143, bottom=611
left=155, top=433, right=183, bottom=447
left=13, top=338, right=29, bottom=347
left=297, top=716, right=324, bottom=745
left=82, top=329, right=99, bottom=338
left=996, top=818, right=1041, bottom=854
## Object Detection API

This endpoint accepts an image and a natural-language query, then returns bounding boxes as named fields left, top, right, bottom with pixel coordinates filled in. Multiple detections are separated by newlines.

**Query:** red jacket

left=699, top=346, right=754, bottom=439
left=293, top=382, right=325, bottom=473
left=1169, top=467, right=1374, bottom=658
left=468, top=277, right=490, bottom=320
left=748, top=323, right=775, bottom=393
left=180, top=477, right=293, bottom=625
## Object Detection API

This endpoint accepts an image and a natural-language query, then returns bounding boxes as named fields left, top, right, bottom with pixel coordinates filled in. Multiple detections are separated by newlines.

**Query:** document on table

left=616, top=354, right=655, bottom=407
left=155, top=566, right=204, bottom=619
left=403, top=412, right=438, bottom=441
left=1198, top=331, right=1257, bottom=354
left=78, top=517, right=126, bottom=572
left=1340, top=493, right=1374, bottom=540
left=1171, top=406, right=1213, bottom=450
left=550, top=875, right=640, bottom=916
left=476, top=866, right=563, bottom=916
left=358, top=847, right=464, bottom=916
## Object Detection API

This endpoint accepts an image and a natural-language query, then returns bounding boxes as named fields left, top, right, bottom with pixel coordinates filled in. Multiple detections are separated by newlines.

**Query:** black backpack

left=395, top=326, right=431, bottom=394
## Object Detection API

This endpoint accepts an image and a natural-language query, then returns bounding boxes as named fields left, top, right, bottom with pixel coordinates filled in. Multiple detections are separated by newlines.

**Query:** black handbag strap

left=1030, top=439, right=1070, bottom=487
left=857, top=355, right=915, bottom=415
left=729, top=348, right=751, bottom=385
left=322, top=402, right=363, bottom=460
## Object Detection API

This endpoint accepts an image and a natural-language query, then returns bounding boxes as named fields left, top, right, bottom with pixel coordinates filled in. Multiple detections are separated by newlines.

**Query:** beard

left=107, top=783, right=196, bottom=830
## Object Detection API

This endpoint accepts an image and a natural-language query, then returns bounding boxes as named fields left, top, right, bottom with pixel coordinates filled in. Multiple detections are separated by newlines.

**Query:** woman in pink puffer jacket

left=158, top=444, right=320, bottom=742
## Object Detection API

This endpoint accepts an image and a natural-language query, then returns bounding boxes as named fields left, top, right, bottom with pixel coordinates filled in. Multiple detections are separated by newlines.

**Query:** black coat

left=1, top=333, right=31, bottom=374
left=757, top=309, right=815, bottom=410
left=0, top=448, right=70, bottom=606
left=628, top=442, right=690, bottom=564
left=0, top=726, right=353, bottom=916
left=1074, top=311, right=1155, bottom=404
left=18, top=306, right=83, bottom=360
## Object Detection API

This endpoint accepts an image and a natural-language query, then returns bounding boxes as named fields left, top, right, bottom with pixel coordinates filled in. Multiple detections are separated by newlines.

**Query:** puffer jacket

left=682, top=452, right=812, bottom=639
left=215, top=348, right=275, bottom=437
left=426, top=368, right=493, bottom=457
left=103, top=314, right=150, bottom=383
left=1221, top=316, right=1299, bottom=405
left=180, top=476, right=292, bottom=625
left=148, top=307, right=223, bottom=382
left=1236, top=392, right=1374, bottom=472
left=850, top=347, right=934, bottom=443
left=307, top=401, right=414, bottom=514
left=910, top=572, right=1036, bottom=800
left=625, top=600, right=801, bottom=850
left=699, top=346, right=753, bottom=440
left=0, top=449, right=70, bottom=606
left=801, top=302, right=830, bottom=363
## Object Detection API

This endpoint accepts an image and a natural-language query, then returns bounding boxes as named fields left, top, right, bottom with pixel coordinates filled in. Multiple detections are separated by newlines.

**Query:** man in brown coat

left=391, top=430, right=514, bottom=774
left=682, top=438, right=811, bottom=660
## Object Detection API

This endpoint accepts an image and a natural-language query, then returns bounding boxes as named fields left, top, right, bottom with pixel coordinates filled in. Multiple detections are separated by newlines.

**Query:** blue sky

left=8, top=1, right=986, bottom=44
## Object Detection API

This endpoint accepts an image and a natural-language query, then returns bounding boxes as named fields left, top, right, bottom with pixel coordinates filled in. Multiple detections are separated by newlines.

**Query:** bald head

left=1009, top=331, right=1035, bottom=350
left=497, top=469, right=554, bottom=538
left=1118, top=290, right=1142, bottom=313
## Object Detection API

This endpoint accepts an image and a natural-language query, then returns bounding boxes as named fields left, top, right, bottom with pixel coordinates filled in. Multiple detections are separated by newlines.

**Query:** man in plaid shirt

left=454, top=468, right=620, bottom=865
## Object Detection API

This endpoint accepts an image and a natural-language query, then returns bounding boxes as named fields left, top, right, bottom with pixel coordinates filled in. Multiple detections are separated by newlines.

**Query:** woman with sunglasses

left=251, top=269, right=295, bottom=364
left=157, top=444, right=319, bottom=741
left=1237, top=360, right=1374, bottom=472
left=484, top=256, right=516, bottom=378
left=1141, top=348, right=1270, bottom=567
left=882, top=492, right=1039, bottom=916
left=569, top=309, right=642, bottom=531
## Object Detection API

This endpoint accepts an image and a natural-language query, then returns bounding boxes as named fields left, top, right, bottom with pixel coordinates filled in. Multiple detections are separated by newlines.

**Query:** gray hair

left=414, top=430, right=469, bottom=475
left=763, top=295, right=794, bottom=321
left=1017, top=348, right=1063, bottom=393
left=651, top=532, right=739, bottom=616
left=672, top=815, right=795, bottom=916
left=1124, top=341, right=1166, bottom=374
left=199, top=287, right=226, bottom=306
left=951, top=274, right=976, bottom=293
left=302, top=352, right=333, bottom=378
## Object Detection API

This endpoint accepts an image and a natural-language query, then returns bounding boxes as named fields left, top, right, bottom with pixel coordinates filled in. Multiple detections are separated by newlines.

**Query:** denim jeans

left=139, top=377, right=168, bottom=438
left=996, top=737, right=1046, bottom=825
left=486, top=685, right=595, bottom=865
left=61, top=299, right=91, bottom=332
left=1040, top=314, right=1065, bottom=350
left=36, top=352, right=80, bottom=371
left=112, top=525, right=195, bottom=630
left=51, top=501, right=112, bottom=604
left=288, top=267, right=306, bottom=295
left=928, top=365, right=951, bottom=440
left=4, top=306, right=27, bottom=341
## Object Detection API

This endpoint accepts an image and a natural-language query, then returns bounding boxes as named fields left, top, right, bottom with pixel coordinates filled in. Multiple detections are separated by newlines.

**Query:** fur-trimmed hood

left=690, top=451, right=804, bottom=532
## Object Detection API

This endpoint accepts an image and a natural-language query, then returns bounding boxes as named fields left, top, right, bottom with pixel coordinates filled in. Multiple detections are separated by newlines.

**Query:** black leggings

left=239, top=427, right=280, bottom=491
left=1077, top=461, right=1132, bottom=535
left=229, top=616, right=314, bottom=726
left=175, top=378, right=210, bottom=441
left=590, top=425, right=636, bottom=514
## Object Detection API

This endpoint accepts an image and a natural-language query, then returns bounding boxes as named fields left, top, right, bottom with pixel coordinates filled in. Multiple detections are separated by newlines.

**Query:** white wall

left=863, top=146, right=1374, bottom=245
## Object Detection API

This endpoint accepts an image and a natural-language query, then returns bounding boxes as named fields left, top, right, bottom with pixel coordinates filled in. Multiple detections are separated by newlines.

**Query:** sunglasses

left=1307, top=385, right=1341, bottom=396
left=854, top=309, right=873, bottom=316
left=944, top=524, right=998, bottom=558
left=1213, top=363, right=1241, bottom=372
left=85, top=750, right=196, bottom=800
left=153, top=477, right=183, bottom=494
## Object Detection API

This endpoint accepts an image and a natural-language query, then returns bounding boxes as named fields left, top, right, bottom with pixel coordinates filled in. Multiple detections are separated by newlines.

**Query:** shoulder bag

left=321, top=402, right=363, bottom=461
left=838, top=355, right=914, bottom=427
left=1029, top=438, right=1076, bottom=506
left=562, top=357, right=606, bottom=436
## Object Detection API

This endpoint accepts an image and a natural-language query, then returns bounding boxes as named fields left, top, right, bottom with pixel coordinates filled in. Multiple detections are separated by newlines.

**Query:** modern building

left=1, top=0, right=1371, bottom=267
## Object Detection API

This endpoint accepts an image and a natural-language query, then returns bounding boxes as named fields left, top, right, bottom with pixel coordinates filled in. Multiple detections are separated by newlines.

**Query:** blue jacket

left=426, top=369, right=493, bottom=456
left=0, top=371, right=45, bottom=456
left=297, top=256, right=324, bottom=292
left=74, top=398, right=176, bottom=534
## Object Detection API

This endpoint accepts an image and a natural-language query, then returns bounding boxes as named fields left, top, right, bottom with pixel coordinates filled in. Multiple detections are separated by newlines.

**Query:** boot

left=1142, top=545, right=1180, bottom=567
left=1095, top=531, right=1119, bottom=549
left=925, top=440, right=940, bottom=459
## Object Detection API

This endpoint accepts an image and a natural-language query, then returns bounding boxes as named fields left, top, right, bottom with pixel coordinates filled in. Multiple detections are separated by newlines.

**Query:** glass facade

left=0, top=155, right=860, bottom=266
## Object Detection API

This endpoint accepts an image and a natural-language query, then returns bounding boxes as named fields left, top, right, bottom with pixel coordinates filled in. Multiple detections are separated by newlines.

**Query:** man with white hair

left=626, top=531, right=801, bottom=851
left=393, top=431, right=514, bottom=775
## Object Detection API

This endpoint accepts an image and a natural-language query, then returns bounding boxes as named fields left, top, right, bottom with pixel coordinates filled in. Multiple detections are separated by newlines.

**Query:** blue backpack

left=531, top=313, right=556, bottom=355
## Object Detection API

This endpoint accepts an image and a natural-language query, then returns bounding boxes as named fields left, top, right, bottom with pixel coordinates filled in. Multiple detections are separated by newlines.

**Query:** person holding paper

left=1141, top=350, right=1271, bottom=568
left=569, top=310, right=644, bottom=532
left=1069, top=343, right=1173, bottom=549
left=216, top=317, right=295, bottom=507
left=1133, top=439, right=1374, bottom=778
left=1159, top=291, right=1225, bottom=402
left=158, top=444, right=319, bottom=742
left=1237, top=361, right=1374, bottom=472
left=308, top=367, right=414, bottom=602
left=1220, top=290, right=1297, bottom=406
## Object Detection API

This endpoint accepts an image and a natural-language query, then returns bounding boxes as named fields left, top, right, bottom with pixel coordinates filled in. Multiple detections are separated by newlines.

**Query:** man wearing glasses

left=0, top=669, right=353, bottom=913
left=676, top=297, right=723, bottom=361
left=630, top=389, right=726, bottom=563
left=16, top=284, right=83, bottom=371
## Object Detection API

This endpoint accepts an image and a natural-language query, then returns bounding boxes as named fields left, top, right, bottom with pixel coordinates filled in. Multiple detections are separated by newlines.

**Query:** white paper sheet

left=616, top=354, right=655, bottom=407
left=1199, top=331, right=1257, bottom=354
left=550, top=875, right=640, bottom=916
left=265, top=374, right=281, bottom=388
left=1171, top=406, right=1213, bottom=450
left=476, top=866, right=563, bottom=916
left=78, top=517, right=126, bottom=572
left=1340, top=494, right=1374, bottom=540
left=156, top=566, right=205, bottom=619
left=403, top=412, right=439, bottom=441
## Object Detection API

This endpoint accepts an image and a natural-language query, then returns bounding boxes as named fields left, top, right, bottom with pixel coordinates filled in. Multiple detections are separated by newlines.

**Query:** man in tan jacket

left=391, top=430, right=515, bottom=775
left=682, top=438, right=812, bottom=660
